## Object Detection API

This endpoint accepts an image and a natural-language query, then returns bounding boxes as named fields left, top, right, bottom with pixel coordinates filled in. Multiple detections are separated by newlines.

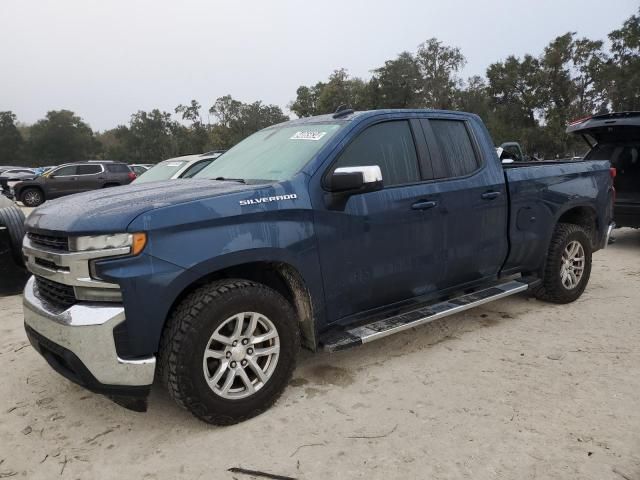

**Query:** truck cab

left=22, top=109, right=613, bottom=424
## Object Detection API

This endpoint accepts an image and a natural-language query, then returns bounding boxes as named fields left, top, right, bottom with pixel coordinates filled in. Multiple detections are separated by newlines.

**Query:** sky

left=1, top=0, right=638, bottom=131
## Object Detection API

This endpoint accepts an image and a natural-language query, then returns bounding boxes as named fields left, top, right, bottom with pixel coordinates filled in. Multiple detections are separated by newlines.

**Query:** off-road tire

left=20, top=188, right=44, bottom=207
left=158, top=279, right=299, bottom=425
left=534, top=223, right=592, bottom=304
left=0, top=205, right=26, bottom=266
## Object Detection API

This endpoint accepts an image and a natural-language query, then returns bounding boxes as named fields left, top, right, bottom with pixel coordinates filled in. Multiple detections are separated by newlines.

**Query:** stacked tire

left=0, top=198, right=25, bottom=267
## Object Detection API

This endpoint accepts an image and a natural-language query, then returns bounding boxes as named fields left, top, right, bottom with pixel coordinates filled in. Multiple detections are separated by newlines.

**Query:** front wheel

left=21, top=188, right=44, bottom=207
left=159, top=279, right=299, bottom=425
left=534, top=223, right=592, bottom=304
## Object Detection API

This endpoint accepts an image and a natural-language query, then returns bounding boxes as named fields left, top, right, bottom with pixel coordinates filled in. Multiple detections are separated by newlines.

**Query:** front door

left=46, top=165, right=79, bottom=197
left=313, top=119, right=448, bottom=323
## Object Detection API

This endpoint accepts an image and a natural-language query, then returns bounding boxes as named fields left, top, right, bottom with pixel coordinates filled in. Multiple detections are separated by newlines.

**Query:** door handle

left=481, top=191, right=501, bottom=200
left=411, top=200, right=438, bottom=210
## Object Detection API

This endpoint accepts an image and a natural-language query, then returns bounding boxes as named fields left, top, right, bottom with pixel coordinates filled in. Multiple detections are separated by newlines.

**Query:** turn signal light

left=132, top=233, right=147, bottom=255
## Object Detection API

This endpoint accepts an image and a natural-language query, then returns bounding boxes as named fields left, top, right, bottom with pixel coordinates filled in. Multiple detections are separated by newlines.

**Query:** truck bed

left=501, top=159, right=612, bottom=275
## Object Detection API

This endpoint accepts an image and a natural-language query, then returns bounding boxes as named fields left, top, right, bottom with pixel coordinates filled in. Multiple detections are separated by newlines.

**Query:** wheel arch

left=17, top=184, right=45, bottom=202
left=165, top=260, right=318, bottom=350
left=555, top=204, right=599, bottom=248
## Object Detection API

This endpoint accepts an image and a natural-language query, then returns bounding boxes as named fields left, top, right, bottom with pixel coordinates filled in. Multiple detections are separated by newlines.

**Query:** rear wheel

left=21, top=188, right=44, bottom=207
left=534, top=223, right=592, bottom=304
left=0, top=205, right=26, bottom=266
left=159, top=279, right=299, bottom=425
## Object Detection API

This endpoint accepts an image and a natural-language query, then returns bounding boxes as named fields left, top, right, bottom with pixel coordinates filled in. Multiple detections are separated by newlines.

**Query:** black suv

left=568, top=112, right=640, bottom=228
left=12, top=161, right=135, bottom=207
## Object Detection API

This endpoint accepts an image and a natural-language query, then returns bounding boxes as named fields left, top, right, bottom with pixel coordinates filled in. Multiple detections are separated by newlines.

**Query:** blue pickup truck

left=22, top=109, right=614, bottom=424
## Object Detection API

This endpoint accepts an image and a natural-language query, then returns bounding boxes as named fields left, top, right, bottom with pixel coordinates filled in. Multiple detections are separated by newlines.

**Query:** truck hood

left=26, top=179, right=255, bottom=235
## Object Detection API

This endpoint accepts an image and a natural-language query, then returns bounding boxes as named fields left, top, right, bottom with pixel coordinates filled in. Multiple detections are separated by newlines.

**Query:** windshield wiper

left=214, top=176, right=246, bottom=184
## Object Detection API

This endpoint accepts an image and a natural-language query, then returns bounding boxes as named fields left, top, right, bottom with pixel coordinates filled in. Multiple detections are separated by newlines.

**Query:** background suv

left=13, top=161, right=135, bottom=207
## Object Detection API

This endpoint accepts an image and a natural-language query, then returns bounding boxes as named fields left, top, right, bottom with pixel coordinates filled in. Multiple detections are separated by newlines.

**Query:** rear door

left=75, top=164, right=104, bottom=191
left=314, top=118, right=449, bottom=322
left=419, top=117, right=509, bottom=289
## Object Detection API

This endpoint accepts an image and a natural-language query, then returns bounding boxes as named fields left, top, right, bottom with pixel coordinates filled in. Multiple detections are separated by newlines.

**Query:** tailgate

left=567, top=112, right=640, bottom=143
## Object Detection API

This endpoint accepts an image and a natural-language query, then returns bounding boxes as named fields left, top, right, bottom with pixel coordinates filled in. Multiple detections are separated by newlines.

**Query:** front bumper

left=23, top=276, right=155, bottom=399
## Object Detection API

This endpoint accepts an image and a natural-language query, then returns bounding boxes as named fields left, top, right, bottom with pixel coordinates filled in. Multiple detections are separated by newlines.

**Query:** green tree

left=606, top=8, right=640, bottom=110
left=315, top=69, right=371, bottom=113
left=175, top=99, right=210, bottom=154
left=210, top=95, right=289, bottom=149
left=416, top=38, right=466, bottom=109
left=0, top=111, right=24, bottom=165
left=572, top=37, right=608, bottom=115
left=28, top=110, right=98, bottom=165
left=487, top=55, right=543, bottom=128
left=290, top=69, right=371, bottom=116
left=455, top=76, right=491, bottom=120
left=370, top=52, right=423, bottom=109
left=114, top=109, right=180, bottom=162
left=289, top=84, right=324, bottom=117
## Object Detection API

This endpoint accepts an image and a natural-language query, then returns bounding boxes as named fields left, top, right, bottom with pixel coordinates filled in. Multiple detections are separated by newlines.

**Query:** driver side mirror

left=326, top=166, right=383, bottom=193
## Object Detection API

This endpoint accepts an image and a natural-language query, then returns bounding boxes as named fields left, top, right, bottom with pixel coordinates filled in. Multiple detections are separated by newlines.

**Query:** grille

left=28, top=232, right=69, bottom=252
left=34, top=276, right=76, bottom=310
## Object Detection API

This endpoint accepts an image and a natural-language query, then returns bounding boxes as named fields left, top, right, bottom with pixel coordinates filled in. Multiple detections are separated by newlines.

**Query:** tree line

left=1, top=8, right=638, bottom=167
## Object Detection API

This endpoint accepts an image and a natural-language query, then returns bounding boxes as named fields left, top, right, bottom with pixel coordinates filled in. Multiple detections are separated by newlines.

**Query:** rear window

left=106, top=164, right=131, bottom=173
left=429, top=120, right=480, bottom=177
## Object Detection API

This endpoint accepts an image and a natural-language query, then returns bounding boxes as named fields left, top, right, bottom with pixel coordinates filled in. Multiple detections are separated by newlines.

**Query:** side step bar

left=321, top=280, right=529, bottom=352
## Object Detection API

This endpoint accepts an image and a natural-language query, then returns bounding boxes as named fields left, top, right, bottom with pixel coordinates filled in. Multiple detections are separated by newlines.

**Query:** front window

left=134, top=160, right=187, bottom=183
left=51, top=165, right=78, bottom=176
left=196, top=123, right=343, bottom=182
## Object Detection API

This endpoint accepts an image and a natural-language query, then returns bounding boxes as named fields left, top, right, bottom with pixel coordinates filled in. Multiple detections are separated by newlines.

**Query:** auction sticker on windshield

left=290, top=131, right=327, bottom=141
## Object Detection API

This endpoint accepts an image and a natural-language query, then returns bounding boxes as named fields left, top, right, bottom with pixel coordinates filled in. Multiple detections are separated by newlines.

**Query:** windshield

left=195, top=123, right=343, bottom=182
left=134, top=160, right=187, bottom=183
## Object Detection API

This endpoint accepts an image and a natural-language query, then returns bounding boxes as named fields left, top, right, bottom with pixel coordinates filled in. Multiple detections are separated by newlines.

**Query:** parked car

left=0, top=168, right=37, bottom=198
left=568, top=112, right=640, bottom=228
left=129, top=164, right=153, bottom=176
left=21, top=109, right=613, bottom=424
left=133, top=151, right=225, bottom=183
left=0, top=166, right=22, bottom=173
left=12, top=160, right=136, bottom=207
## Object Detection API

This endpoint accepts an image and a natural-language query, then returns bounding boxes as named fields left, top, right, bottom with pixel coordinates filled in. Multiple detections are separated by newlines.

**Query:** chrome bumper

left=23, top=276, right=155, bottom=387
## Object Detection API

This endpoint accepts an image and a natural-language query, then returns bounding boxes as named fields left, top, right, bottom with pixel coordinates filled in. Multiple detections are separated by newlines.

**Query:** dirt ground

left=0, top=228, right=639, bottom=480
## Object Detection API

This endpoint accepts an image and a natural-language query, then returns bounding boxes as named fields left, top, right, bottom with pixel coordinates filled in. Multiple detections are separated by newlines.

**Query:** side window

left=182, top=160, right=213, bottom=178
left=428, top=119, right=480, bottom=177
left=52, top=165, right=77, bottom=176
left=106, top=164, right=130, bottom=173
left=333, top=121, right=420, bottom=187
left=76, top=164, right=101, bottom=175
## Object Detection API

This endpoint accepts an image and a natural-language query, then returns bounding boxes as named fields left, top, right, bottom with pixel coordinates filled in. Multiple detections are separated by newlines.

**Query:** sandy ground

left=0, top=228, right=639, bottom=480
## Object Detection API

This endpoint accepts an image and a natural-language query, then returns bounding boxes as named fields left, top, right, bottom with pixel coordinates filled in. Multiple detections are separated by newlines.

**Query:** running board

left=321, top=280, right=529, bottom=352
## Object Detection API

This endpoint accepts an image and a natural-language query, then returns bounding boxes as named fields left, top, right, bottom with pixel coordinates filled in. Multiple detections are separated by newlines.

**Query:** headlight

left=7, top=180, right=20, bottom=188
left=69, top=232, right=147, bottom=255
